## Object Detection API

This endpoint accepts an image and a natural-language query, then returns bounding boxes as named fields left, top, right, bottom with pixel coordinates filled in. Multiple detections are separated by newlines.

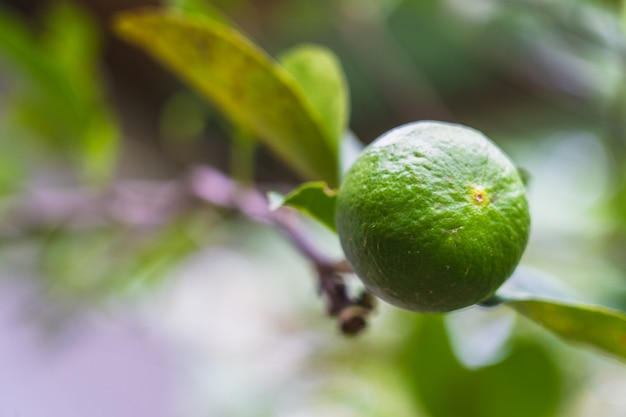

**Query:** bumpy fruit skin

left=336, top=121, right=530, bottom=312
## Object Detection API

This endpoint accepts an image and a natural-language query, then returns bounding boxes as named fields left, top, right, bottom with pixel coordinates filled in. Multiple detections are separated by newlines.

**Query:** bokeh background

left=2, top=0, right=626, bottom=416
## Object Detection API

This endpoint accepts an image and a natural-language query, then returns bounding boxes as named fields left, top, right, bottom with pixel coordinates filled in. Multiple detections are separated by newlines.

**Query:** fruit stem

left=477, top=295, right=504, bottom=308
left=230, top=128, right=256, bottom=186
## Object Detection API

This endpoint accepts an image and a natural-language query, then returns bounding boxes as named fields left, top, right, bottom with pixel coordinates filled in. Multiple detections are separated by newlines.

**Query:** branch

left=188, top=166, right=375, bottom=335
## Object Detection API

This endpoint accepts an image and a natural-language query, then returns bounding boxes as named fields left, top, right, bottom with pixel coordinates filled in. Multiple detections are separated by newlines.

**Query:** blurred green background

left=1, top=0, right=626, bottom=416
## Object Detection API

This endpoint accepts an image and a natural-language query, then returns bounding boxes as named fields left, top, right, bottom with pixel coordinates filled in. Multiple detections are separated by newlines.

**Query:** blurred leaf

left=41, top=1, right=119, bottom=183
left=42, top=0, right=100, bottom=75
left=0, top=6, right=71, bottom=136
left=273, top=182, right=337, bottom=232
left=0, top=1, right=119, bottom=184
left=504, top=297, right=626, bottom=361
left=114, top=9, right=340, bottom=186
left=117, top=219, right=200, bottom=290
left=39, top=215, right=203, bottom=299
left=0, top=6, right=57, bottom=95
left=397, top=315, right=563, bottom=417
left=279, top=44, right=349, bottom=145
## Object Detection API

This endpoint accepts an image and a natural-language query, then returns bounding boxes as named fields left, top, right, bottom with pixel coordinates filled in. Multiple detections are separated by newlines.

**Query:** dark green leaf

left=274, top=182, right=337, bottom=232
left=114, top=9, right=340, bottom=186
left=279, top=44, right=349, bottom=145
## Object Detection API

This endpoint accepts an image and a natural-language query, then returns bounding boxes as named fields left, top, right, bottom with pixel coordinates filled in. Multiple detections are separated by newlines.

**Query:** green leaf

left=279, top=44, right=349, bottom=145
left=274, top=181, right=337, bottom=232
left=114, top=9, right=340, bottom=186
left=496, top=267, right=626, bottom=361
left=396, top=315, right=563, bottom=417
left=504, top=297, right=626, bottom=361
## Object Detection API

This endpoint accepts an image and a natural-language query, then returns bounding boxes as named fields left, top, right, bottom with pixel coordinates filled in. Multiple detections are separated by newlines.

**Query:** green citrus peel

left=336, top=121, right=530, bottom=313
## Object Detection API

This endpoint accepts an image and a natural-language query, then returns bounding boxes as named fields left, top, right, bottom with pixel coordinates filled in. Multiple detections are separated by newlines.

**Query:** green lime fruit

left=336, top=121, right=530, bottom=313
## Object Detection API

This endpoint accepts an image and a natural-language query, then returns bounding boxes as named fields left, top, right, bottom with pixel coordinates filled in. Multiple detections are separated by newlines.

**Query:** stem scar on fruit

left=471, top=187, right=488, bottom=205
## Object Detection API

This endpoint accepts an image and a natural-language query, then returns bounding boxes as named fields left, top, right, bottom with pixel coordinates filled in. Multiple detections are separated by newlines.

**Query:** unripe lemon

left=336, top=121, right=530, bottom=313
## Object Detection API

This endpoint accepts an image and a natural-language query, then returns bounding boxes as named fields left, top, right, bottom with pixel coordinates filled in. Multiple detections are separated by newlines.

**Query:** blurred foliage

left=0, top=0, right=119, bottom=184
left=397, top=315, right=564, bottom=417
left=3, top=0, right=626, bottom=416
left=39, top=213, right=208, bottom=300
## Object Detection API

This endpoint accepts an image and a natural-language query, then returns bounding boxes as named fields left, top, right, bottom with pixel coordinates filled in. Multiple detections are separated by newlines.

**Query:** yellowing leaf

left=114, top=9, right=339, bottom=186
